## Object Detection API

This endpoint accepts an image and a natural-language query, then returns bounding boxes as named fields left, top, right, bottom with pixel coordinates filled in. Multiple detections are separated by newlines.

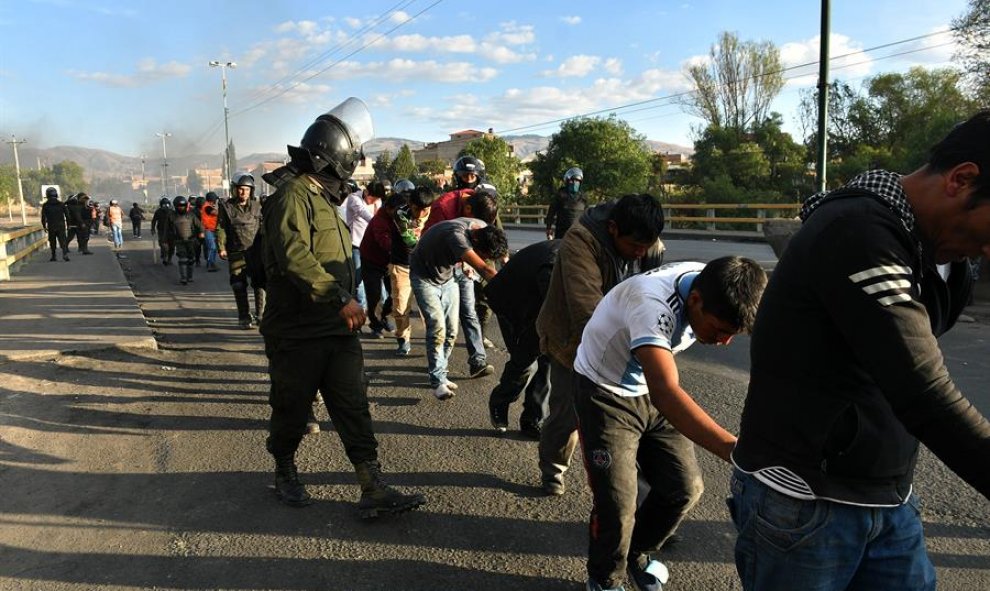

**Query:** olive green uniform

left=260, top=173, right=376, bottom=464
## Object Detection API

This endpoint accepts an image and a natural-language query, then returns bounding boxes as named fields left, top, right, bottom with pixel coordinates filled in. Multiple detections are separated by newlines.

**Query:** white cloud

left=491, top=22, right=536, bottom=46
left=361, top=23, right=536, bottom=64
left=70, top=59, right=191, bottom=88
left=780, top=34, right=872, bottom=87
left=252, top=81, right=333, bottom=105
left=369, top=89, right=416, bottom=107
left=544, top=55, right=601, bottom=78
left=561, top=16, right=581, bottom=25
left=344, top=17, right=362, bottom=28
left=389, top=10, right=411, bottom=24
left=604, top=58, right=623, bottom=76
left=890, top=26, right=958, bottom=67
left=316, top=58, right=497, bottom=83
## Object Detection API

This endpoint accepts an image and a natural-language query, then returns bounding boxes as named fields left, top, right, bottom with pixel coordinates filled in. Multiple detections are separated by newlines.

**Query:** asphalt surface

left=1, top=227, right=988, bottom=590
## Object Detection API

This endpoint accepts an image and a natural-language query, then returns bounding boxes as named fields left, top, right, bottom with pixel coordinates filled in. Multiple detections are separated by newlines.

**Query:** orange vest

left=201, top=205, right=218, bottom=231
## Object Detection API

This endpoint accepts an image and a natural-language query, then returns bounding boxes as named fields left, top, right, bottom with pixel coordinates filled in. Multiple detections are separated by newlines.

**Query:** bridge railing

left=502, top=203, right=801, bottom=232
left=0, top=225, right=47, bottom=281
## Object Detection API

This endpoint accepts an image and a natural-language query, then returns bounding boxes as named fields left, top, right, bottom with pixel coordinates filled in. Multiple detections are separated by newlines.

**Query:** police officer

left=151, top=197, right=174, bottom=265
left=40, top=187, right=70, bottom=262
left=217, top=173, right=266, bottom=329
left=166, top=196, right=204, bottom=285
left=65, top=193, right=92, bottom=255
left=259, top=97, right=425, bottom=518
left=545, top=166, right=587, bottom=239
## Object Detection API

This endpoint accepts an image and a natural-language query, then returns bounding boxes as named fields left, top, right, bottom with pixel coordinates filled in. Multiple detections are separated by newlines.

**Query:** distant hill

left=0, top=135, right=693, bottom=180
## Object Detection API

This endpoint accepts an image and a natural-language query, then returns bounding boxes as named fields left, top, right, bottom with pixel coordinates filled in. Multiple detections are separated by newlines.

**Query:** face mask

left=568, top=181, right=581, bottom=195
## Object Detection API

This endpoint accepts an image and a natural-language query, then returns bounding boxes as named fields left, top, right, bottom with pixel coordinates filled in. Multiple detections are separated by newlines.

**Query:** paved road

left=1, top=229, right=987, bottom=590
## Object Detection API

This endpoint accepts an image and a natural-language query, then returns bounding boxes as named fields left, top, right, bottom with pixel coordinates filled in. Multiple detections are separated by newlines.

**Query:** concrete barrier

left=0, top=225, right=47, bottom=281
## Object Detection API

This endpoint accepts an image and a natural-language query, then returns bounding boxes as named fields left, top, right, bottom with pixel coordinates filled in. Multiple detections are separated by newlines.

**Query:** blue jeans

left=353, top=248, right=366, bottom=310
left=410, top=273, right=459, bottom=388
left=110, top=223, right=123, bottom=247
left=454, top=266, right=486, bottom=367
left=728, top=469, right=936, bottom=591
left=204, top=230, right=218, bottom=266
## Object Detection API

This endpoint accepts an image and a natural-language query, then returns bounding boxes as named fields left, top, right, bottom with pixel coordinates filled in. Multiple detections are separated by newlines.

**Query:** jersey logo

left=589, top=448, right=612, bottom=470
left=848, top=264, right=913, bottom=307
left=658, top=312, right=674, bottom=336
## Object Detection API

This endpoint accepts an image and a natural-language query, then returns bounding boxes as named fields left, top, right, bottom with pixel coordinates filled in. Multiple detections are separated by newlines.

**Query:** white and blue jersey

left=573, top=261, right=704, bottom=397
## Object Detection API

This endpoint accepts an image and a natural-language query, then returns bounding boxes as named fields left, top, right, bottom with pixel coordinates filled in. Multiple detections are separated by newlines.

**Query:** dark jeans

left=47, top=227, right=68, bottom=256
left=158, top=239, right=174, bottom=263
left=131, top=219, right=142, bottom=237
left=361, top=261, right=392, bottom=331
left=265, top=335, right=378, bottom=465
left=575, top=372, right=704, bottom=588
left=489, top=315, right=550, bottom=426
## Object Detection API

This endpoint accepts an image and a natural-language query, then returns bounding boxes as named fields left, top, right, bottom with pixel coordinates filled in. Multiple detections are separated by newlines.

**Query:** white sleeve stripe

left=848, top=265, right=911, bottom=283
left=861, top=279, right=912, bottom=294
left=877, top=293, right=913, bottom=306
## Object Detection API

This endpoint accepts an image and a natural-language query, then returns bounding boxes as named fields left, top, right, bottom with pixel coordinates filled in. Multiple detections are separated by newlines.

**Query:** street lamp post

left=156, top=132, right=172, bottom=198
left=209, top=60, right=236, bottom=197
left=6, top=135, right=28, bottom=225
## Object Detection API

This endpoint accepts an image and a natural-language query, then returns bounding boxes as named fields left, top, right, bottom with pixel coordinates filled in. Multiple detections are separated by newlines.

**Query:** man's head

left=910, top=110, right=990, bottom=263
left=110, top=199, right=119, bottom=206
left=365, top=181, right=387, bottom=202
left=205, top=191, right=219, bottom=203
left=408, top=186, right=436, bottom=221
left=463, top=186, right=498, bottom=224
left=231, top=173, right=255, bottom=202
left=45, top=187, right=58, bottom=201
left=685, top=256, right=767, bottom=345
left=289, top=97, right=373, bottom=179
left=453, top=156, right=485, bottom=189
left=172, top=195, right=188, bottom=213
left=563, top=167, right=583, bottom=195
left=469, top=225, right=509, bottom=261
left=77, top=193, right=89, bottom=203
left=607, top=194, right=665, bottom=260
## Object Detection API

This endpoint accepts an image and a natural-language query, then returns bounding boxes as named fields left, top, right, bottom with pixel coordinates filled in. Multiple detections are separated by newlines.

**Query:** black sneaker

left=489, top=404, right=508, bottom=434
left=469, top=362, right=494, bottom=379
left=520, top=421, right=542, bottom=440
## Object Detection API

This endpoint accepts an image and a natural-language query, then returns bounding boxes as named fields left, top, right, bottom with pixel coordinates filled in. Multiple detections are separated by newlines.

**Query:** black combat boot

left=253, top=288, right=266, bottom=327
left=354, top=460, right=426, bottom=519
left=234, top=288, right=252, bottom=328
left=273, top=453, right=312, bottom=507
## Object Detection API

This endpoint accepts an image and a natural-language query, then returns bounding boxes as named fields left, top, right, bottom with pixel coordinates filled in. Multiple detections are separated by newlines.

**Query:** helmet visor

left=323, top=97, right=374, bottom=148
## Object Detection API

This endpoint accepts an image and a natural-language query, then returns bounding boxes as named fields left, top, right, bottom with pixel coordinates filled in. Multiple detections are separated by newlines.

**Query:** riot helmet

left=231, top=173, right=255, bottom=200
left=289, top=97, right=374, bottom=180
left=45, top=187, right=58, bottom=200
left=563, top=167, right=583, bottom=194
left=159, top=197, right=171, bottom=208
left=474, top=182, right=498, bottom=199
left=172, top=195, right=188, bottom=212
left=205, top=191, right=219, bottom=202
left=453, top=156, right=485, bottom=189
left=194, top=195, right=205, bottom=208
left=393, top=179, right=415, bottom=194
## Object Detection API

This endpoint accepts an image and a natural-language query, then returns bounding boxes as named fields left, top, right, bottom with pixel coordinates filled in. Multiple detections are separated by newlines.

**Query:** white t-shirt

left=344, top=190, right=378, bottom=247
left=573, top=261, right=705, bottom=397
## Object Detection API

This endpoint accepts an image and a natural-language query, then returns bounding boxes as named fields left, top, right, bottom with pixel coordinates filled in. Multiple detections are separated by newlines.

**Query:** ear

left=946, top=162, right=981, bottom=199
left=463, top=203, right=473, bottom=217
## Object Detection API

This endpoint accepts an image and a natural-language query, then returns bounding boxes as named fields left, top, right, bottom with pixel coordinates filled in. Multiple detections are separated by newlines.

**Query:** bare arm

left=461, top=249, right=497, bottom=281
left=636, top=345, right=736, bottom=461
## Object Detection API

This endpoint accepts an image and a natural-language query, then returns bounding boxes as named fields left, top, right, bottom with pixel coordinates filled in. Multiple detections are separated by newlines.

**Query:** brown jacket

left=536, top=208, right=664, bottom=368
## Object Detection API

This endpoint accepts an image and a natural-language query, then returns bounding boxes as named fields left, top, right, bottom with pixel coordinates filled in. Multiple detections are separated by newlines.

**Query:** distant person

left=388, top=184, right=437, bottom=356
left=190, top=195, right=205, bottom=266
left=106, top=199, right=124, bottom=249
left=166, top=196, right=204, bottom=286
left=201, top=192, right=220, bottom=272
left=151, top=197, right=174, bottom=265
left=40, top=187, right=70, bottom=262
left=730, top=111, right=990, bottom=591
left=409, top=217, right=508, bottom=400
left=360, top=188, right=406, bottom=337
left=65, top=193, right=92, bottom=255
left=129, top=202, right=146, bottom=237
left=576, top=257, right=766, bottom=591
left=536, top=194, right=666, bottom=496
left=484, top=239, right=561, bottom=438
left=217, top=173, right=266, bottom=329
left=545, top=167, right=587, bottom=239
left=90, top=200, right=102, bottom=236
left=345, top=180, right=388, bottom=320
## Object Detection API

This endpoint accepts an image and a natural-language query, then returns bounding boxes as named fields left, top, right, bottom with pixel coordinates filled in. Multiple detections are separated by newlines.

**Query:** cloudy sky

left=0, top=0, right=967, bottom=159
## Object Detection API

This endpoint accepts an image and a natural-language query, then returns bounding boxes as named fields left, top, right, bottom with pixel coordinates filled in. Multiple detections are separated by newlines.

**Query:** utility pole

left=815, top=0, right=831, bottom=193
left=6, top=136, right=29, bottom=225
left=156, top=131, right=172, bottom=198
left=209, top=60, right=236, bottom=197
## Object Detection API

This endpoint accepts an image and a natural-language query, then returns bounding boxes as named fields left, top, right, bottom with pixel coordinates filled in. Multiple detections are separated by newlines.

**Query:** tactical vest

left=172, top=212, right=198, bottom=241
left=221, top=199, right=262, bottom=251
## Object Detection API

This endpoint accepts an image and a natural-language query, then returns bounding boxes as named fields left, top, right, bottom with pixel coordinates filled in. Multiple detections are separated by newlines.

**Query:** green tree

left=684, top=31, right=784, bottom=130
left=51, top=160, right=88, bottom=195
left=646, top=153, right=670, bottom=196
left=953, top=0, right=990, bottom=101
left=0, top=165, right=20, bottom=212
left=373, top=150, right=392, bottom=182
left=528, top=116, right=653, bottom=203
left=389, top=144, right=417, bottom=182
left=458, top=135, right=523, bottom=203
left=187, top=169, right=204, bottom=194
left=417, top=158, right=448, bottom=176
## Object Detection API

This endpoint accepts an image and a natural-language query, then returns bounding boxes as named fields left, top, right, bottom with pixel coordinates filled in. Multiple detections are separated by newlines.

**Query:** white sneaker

left=433, top=383, right=455, bottom=401
left=444, top=381, right=458, bottom=390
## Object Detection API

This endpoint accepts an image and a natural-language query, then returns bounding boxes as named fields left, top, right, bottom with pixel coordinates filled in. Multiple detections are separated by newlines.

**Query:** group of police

left=40, top=187, right=102, bottom=260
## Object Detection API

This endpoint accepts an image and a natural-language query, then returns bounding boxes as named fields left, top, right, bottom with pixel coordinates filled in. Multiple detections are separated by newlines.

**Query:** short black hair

left=409, top=186, right=436, bottom=209
left=366, top=181, right=388, bottom=199
left=609, top=194, right=665, bottom=242
left=465, top=190, right=499, bottom=224
left=693, top=256, right=767, bottom=333
left=385, top=193, right=407, bottom=210
left=470, top=226, right=509, bottom=260
left=928, top=110, right=990, bottom=201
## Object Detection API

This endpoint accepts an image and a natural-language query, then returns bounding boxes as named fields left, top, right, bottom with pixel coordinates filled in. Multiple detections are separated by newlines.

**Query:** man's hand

left=545, top=229, right=554, bottom=240
left=219, top=249, right=227, bottom=260
left=339, top=298, right=367, bottom=331
left=481, top=264, right=498, bottom=281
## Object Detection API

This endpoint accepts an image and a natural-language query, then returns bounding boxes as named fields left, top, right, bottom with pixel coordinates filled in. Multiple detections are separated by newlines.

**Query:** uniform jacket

left=166, top=211, right=203, bottom=242
left=217, top=198, right=262, bottom=253
left=151, top=207, right=172, bottom=239
left=734, top=174, right=990, bottom=505
left=41, top=199, right=68, bottom=230
left=545, top=187, right=587, bottom=237
left=536, top=201, right=665, bottom=368
left=65, top=198, right=87, bottom=228
left=259, top=171, right=357, bottom=340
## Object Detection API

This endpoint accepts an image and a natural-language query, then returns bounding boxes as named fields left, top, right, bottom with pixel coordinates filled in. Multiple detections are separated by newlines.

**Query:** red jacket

left=423, top=188, right=474, bottom=232
left=359, top=208, right=393, bottom=268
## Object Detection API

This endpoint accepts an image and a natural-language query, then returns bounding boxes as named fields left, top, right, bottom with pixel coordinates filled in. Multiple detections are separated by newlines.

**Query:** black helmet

left=563, top=167, right=584, bottom=183
left=173, top=195, right=188, bottom=210
left=159, top=197, right=170, bottom=208
left=194, top=195, right=205, bottom=207
left=453, top=156, right=485, bottom=189
left=231, top=172, right=255, bottom=189
left=205, top=191, right=219, bottom=202
left=393, top=179, right=415, bottom=194
left=288, top=97, right=374, bottom=180
left=45, top=187, right=58, bottom=199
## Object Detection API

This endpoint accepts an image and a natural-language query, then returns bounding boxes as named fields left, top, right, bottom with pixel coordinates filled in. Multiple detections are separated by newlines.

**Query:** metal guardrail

left=0, top=225, right=47, bottom=281
left=502, top=203, right=801, bottom=232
